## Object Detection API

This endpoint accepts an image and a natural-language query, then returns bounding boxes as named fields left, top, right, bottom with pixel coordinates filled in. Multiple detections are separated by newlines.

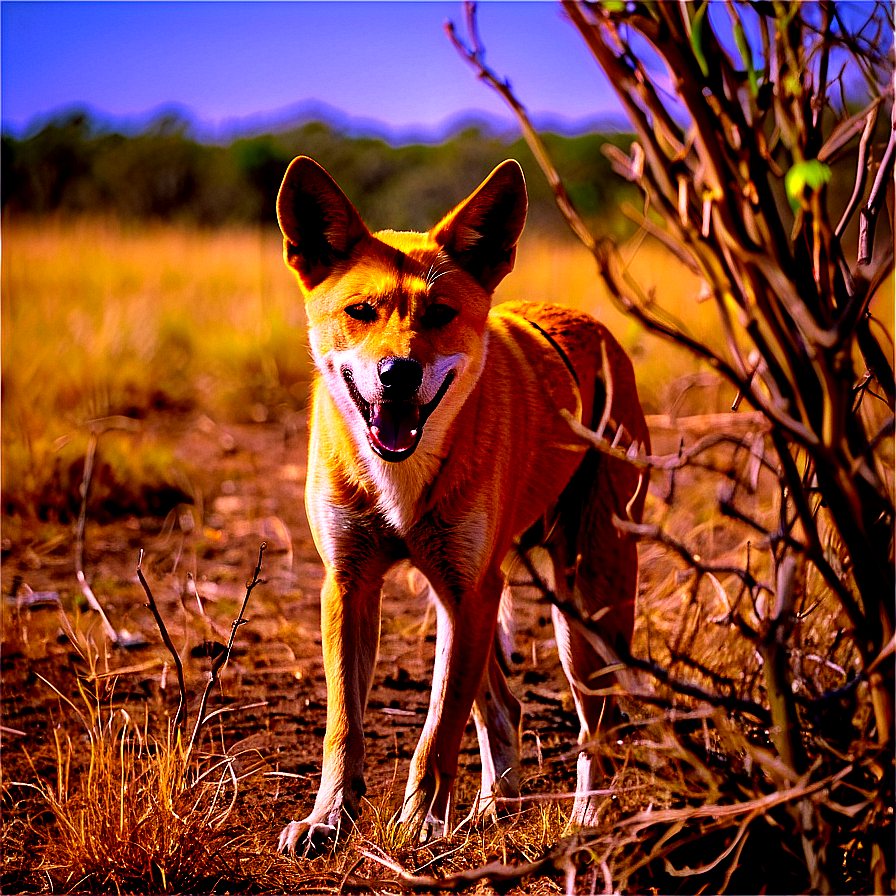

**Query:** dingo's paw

left=278, top=819, right=338, bottom=857
left=418, top=811, right=447, bottom=843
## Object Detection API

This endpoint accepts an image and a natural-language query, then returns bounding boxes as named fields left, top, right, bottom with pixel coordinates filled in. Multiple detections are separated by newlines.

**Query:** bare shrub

left=444, top=2, right=894, bottom=892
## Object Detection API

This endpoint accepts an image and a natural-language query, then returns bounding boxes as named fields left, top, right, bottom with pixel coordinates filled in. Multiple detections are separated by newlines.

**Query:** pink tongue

left=370, top=403, right=421, bottom=453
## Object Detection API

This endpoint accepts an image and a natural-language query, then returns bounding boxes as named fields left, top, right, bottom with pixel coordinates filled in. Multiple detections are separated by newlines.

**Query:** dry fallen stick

left=354, top=836, right=585, bottom=893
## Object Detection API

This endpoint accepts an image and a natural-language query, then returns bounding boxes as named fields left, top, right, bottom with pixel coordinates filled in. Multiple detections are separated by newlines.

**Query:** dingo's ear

left=277, top=157, right=369, bottom=291
left=431, top=160, right=527, bottom=294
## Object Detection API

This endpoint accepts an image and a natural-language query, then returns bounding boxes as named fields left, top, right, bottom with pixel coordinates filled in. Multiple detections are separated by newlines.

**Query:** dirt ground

left=2, top=408, right=599, bottom=887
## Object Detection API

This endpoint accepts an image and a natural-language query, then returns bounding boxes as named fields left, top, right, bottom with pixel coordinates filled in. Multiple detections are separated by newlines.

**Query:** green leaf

left=785, top=159, right=832, bottom=210
left=733, top=19, right=759, bottom=98
left=690, top=2, right=710, bottom=77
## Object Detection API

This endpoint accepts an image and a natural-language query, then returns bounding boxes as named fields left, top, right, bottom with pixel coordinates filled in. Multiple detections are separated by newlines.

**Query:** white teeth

left=371, top=426, right=381, bottom=439
left=409, top=429, right=418, bottom=438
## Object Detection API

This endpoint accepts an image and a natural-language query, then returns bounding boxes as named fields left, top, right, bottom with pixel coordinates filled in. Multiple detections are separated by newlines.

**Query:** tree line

left=1, top=110, right=637, bottom=235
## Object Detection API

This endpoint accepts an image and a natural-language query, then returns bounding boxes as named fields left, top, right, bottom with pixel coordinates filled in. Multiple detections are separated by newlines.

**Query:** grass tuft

left=5, top=634, right=251, bottom=894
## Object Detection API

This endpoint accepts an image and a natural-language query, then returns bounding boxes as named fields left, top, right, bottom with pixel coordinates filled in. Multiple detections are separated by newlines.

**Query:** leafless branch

left=137, top=549, right=187, bottom=734
left=184, top=542, right=266, bottom=765
left=512, top=545, right=772, bottom=725
left=859, top=96, right=896, bottom=264
left=444, top=10, right=596, bottom=252
left=833, top=105, right=880, bottom=239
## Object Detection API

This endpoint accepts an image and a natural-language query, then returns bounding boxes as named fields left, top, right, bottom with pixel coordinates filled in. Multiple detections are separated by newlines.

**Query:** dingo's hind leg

left=471, top=621, right=522, bottom=820
left=549, top=448, right=642, bottom=828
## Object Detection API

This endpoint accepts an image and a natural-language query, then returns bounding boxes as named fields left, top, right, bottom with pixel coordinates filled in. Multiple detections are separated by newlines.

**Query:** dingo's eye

left=345, top=303, right=377, bottom=322
left=422, top=303, right=458, bottom=329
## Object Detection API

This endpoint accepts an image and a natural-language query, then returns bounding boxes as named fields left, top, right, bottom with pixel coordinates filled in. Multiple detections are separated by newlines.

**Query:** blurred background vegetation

left=1, top=109, right=637, bottom=234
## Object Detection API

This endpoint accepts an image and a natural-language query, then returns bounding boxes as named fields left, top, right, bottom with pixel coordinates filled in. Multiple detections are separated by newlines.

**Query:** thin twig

left=137, top=549, right=187, bottom=734
left=183, top=542, right=266, bottom=766
left=859, top=93, right=896, bottom=264
left=74, top=430, right=121, bottom=646
left=445, top=5, right=596, bottom=252
left=512, top=545, right=772, bottom=725
left=834, top=105, right=879, bottom=237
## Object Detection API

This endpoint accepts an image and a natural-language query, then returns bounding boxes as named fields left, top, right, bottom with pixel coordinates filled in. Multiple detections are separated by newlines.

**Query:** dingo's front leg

left=398, top=568, right=503, bottom=840
left=279, top=564, right=386, bottom=856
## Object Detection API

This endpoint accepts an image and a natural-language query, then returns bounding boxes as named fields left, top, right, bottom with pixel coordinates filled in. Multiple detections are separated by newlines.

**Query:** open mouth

left=341, top=367, right=455, bottom=462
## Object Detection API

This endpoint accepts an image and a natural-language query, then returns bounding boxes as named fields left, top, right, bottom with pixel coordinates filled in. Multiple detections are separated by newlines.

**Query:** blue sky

left=1, top=2, right=623, bottom=140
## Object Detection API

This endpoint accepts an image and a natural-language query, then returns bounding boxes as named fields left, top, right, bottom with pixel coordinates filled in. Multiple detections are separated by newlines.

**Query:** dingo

left=276, top=157, right=649, bottom=855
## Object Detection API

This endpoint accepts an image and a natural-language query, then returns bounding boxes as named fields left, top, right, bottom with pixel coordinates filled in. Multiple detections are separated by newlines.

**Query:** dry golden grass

left=1, top=216, right=307, bottom=420
left=1, top=597, right=576, bottom=894
left=4, top=217, right=890, bottom=427
left=2, top=218, right=309, bottom=519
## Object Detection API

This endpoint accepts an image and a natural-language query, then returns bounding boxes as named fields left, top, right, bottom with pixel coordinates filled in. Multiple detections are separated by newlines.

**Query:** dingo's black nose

left=378, top=358, right=423, bottom=399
